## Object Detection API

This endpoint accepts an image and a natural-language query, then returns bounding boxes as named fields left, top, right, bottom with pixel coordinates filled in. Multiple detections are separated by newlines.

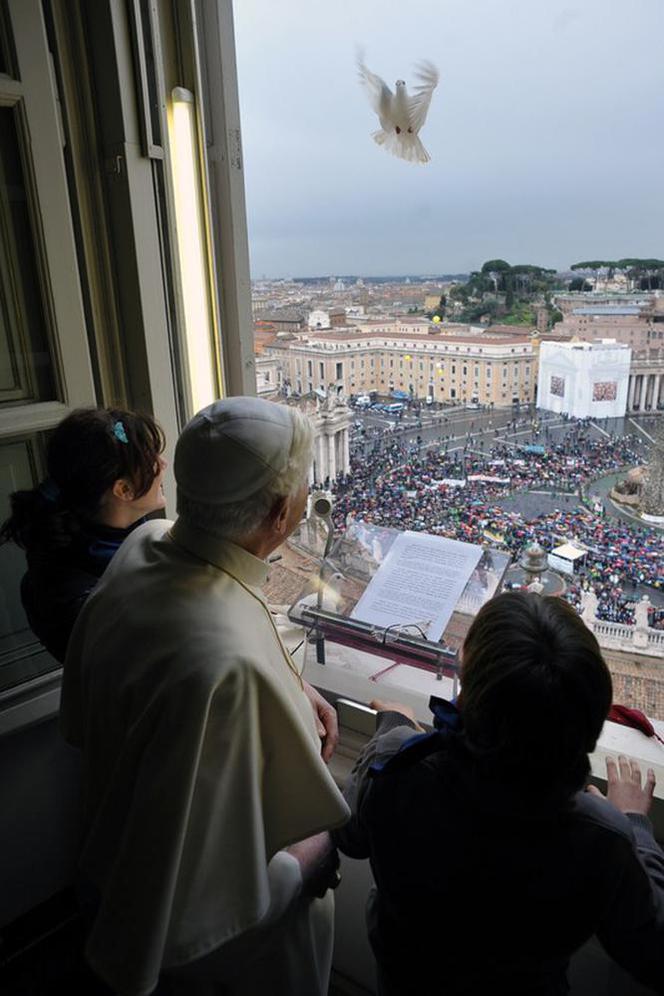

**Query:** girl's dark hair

left=0, top=407, right=165, bottom=553
left=459, top=591, right=612, bottom=803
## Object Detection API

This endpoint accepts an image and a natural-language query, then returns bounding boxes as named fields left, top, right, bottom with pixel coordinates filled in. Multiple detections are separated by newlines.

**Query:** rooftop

left=258, top=309, right=305, bottom=323
left=253, top=327, right=278, bottom=354
left=352, top=317, right=430, bottom=326
left=544, top=338, right=630, bottom=352
left=263, top=542, right=321, bottom=607
left=307, top=330, right=531, bottom=346
left=482, top=324, right=537, bottom=335
left=572, top=307, right=642, bottom=316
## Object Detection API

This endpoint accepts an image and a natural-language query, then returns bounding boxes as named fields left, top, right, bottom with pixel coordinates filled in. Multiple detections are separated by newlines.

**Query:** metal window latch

left=104, top=154, right=124, bottom=176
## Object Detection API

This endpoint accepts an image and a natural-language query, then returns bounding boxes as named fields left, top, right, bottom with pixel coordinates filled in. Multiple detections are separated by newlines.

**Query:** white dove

left=357, top=53, right=439, bottom=164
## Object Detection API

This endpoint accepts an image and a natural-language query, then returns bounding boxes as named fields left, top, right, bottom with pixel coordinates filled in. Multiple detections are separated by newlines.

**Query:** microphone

left=309, top=491, right=335, bottom=563
left=310, top=490, right=334, bottom=521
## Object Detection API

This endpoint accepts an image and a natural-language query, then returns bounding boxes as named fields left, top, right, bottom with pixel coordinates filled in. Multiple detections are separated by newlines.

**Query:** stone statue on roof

left=323, top=385, right=338, bottom=412
left=580, top=588, right=598, bottom=624
left=634, top=595, right=651, bottom=630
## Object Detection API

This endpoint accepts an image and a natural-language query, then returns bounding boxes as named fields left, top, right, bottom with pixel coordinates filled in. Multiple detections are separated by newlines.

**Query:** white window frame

left=0, top=0, right=96, bottom=442
left=195, top=0, right=254, bottom=396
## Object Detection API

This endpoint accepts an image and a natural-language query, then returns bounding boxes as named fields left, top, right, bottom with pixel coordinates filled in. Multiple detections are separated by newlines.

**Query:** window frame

left=0, top=0, right=95, bottom=444
left=194, top=0, right=254, bottom=397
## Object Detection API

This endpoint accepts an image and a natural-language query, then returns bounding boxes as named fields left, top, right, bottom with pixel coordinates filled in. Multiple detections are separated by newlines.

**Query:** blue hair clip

left=113, top=420, right=129, bottom=444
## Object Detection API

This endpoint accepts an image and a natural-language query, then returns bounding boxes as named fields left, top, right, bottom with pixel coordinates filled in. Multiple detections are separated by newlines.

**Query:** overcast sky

left=233, top=0, right=664, bottom=278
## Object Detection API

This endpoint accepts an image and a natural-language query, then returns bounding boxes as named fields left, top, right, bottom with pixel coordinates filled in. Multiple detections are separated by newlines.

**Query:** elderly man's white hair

left=177, top=405, right=313, bottom=542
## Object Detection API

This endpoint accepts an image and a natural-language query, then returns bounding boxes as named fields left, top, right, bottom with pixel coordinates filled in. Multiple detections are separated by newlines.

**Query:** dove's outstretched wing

left=357, top=53, right=393, bottom=122
left=407, top=60, right=439, bottom=134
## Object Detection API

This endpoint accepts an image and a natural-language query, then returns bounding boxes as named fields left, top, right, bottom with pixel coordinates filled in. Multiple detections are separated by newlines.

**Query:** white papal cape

left=60, top=519, right=349, bottom=996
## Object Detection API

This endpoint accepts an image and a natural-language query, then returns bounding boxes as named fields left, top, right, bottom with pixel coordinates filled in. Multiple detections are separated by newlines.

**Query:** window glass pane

left=138, top=0, right=161, bottom=146
left=238, top=12, right=664, bottom=725
left=0, top=437, right=34, bottom=647
left=0, top=106, right=56, bottom=405
left=0, top=435, right=57, bottom=692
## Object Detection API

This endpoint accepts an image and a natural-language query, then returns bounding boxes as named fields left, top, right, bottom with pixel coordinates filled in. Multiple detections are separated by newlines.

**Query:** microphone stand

left=315, top=515, right=335, bottom=665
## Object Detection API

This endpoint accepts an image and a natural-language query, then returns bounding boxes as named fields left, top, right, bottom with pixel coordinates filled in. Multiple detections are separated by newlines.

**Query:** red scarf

left=608, top=704, right=664, bottom=746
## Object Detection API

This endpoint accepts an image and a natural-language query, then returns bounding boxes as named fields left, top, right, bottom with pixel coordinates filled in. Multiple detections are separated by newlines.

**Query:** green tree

left=430, top=292, right=447, bottom=321
left=615, top=258, right=664, bottom=291
left=480, top=259, right=511, bottom=295
left=572, top=257, right=664, bottom=292
left=511, top=264, right=557, bottom=296
left=449, top=283, right=469, bottom=303
left=571, top=260, right=606, bottom=291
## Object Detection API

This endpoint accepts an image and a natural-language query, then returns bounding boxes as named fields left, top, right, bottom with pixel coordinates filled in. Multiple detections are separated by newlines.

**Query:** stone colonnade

left=627, top=371, right=663, bottom=412
left=310, top=406, right=351, bottom=485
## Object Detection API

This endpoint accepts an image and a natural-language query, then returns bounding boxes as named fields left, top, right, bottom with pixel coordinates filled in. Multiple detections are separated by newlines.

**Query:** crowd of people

left=649, top=605, right=664, bottom=630
left=565, top=580, right=638, bottom=626
left=332, top=427, right=664, bottom=618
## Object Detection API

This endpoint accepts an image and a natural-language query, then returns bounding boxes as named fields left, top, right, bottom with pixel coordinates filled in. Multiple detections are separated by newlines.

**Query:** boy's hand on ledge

left=370, top=699, right=425, bottom=732
left=587, top=755, right=656, bottom=816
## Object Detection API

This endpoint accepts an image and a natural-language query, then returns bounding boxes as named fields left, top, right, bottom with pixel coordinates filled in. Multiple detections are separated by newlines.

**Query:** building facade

left=554, top=296, right=664, bottom=359
left=537, top=340, right=631, bottom=418
left=255, top=353, right=283, bottom=396
left=266, top=322, right=537, bottom=406
left=308, top=309, right=331, bottom=329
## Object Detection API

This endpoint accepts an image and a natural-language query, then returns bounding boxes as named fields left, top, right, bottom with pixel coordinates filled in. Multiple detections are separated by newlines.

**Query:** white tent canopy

left=548, top=543, right=587, bottom=576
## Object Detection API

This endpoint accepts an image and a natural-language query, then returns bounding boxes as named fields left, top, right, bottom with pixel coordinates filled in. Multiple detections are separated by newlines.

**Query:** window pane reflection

left=0, top=106, right=56, bottom=405
left=0, top=436, right=57, bottom=692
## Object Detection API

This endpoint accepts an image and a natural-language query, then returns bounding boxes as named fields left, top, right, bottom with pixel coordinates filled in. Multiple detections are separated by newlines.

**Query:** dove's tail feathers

left=371, top=129, right=430, bottom=165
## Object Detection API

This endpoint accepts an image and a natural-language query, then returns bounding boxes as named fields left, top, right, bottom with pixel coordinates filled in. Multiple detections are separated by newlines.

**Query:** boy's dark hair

left=460, top=591, right=612, bottom=803
left=0, top=407, right=164, bottom=553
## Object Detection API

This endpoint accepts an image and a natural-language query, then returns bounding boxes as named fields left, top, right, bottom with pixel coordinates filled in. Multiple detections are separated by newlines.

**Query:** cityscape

left=234, top=0, right=664, bottom=740
left=253, top=264, right=664, bottom=721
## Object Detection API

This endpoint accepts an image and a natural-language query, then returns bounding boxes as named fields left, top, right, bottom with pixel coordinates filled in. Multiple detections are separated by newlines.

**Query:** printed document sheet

left=350, top=531, right=483, bottom=642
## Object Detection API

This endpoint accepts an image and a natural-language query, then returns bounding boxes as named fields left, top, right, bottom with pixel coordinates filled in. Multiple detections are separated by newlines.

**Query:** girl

left=1, top=407, right=166, bottom=662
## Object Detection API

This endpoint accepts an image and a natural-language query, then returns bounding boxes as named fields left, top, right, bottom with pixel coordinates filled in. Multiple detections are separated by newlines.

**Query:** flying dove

left=357, top=53, right=439, bottom=164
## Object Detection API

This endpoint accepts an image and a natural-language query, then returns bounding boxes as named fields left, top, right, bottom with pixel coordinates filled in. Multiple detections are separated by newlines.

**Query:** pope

left=61, top=397, right=350, bottom=996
